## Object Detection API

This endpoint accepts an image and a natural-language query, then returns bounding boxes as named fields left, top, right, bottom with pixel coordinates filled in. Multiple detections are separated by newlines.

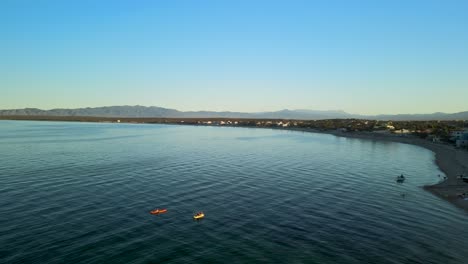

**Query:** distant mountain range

left=1, top=106, right=468, bottom=121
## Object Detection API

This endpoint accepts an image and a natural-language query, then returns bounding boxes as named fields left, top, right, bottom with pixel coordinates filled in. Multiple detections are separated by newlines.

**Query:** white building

left=394, top=129, right=411, bottom=134
left=454, top=129, right=468, bottom=147
left=450, top=129, right=468, bottom=148
left=451, top=130, right=468, bottom=140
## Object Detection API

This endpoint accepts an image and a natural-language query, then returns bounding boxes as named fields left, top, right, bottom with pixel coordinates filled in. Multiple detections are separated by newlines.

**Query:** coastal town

left=0, top=115, right=468, bottom=150
left=2, top=115, right=468, bottom=149
left=179, top=118, right=468, bottom=149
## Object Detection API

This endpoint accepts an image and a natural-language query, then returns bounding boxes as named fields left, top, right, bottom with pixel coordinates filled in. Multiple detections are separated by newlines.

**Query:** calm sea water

left=1, top=120, right=468, bottom=264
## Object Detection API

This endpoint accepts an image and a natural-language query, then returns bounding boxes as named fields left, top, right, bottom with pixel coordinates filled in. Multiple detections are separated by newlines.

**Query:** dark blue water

left=1, top=120, right=467, bottom=264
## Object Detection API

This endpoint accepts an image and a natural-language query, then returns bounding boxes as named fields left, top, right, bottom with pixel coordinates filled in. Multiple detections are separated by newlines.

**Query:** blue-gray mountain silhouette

left=1, top=105, right=467, bottom=120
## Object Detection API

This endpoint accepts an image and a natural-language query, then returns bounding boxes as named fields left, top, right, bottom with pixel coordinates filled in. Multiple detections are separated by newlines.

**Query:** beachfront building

left=456, top=133, right=468, bottom=148
left=394, top=129, right=411, bottom=134
left=451, top=129, right=468, bottom=141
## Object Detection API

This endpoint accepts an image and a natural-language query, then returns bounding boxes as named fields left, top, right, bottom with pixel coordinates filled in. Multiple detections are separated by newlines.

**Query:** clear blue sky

left=2, top=0, right=468, bottom=114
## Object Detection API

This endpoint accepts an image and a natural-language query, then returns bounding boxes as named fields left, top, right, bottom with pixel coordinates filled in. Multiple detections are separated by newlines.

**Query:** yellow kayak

left=193, top=212, right=205, bottom=220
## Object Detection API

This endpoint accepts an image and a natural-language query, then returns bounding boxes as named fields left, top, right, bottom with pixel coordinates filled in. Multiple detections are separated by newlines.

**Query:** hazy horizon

left=2, top=1, right=468, bottom=115
left=2, top=104, right=468, bottom=117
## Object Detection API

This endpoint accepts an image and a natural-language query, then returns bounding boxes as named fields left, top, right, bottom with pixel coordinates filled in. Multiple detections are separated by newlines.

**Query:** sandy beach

left=288, top=128, right=468, bottom=213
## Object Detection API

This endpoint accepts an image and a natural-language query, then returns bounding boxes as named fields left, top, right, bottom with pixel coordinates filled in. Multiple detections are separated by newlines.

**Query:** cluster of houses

left=187, top=119, right=468, bottom=149
left=255, top=121, right=292, bottom=127
left=386, top=127, right=468, bottom=148
left=380, top=126, right=468, bottom=148
left=196, top=120, right=239, bottom=125
left=196, top=120, right=294, bottom=127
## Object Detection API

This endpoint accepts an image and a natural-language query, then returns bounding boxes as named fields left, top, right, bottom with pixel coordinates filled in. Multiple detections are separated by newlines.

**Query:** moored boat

left=396, top=174, right=405, bottom=183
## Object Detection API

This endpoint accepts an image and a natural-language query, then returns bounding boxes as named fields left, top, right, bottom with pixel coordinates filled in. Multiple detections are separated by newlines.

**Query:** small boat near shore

left=150, top=208, right=168, bottom=215
left=396, top=174, right=405, bottom=183
left=193, top=212, right=205, bottom=220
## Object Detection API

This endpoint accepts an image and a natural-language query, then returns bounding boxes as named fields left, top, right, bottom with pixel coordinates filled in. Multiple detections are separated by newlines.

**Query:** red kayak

left=150, top=208, right=168, bottom=215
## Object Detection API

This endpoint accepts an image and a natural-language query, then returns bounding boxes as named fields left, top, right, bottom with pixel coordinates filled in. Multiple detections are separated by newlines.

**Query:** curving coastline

left=284, top=128, right=468, bottom=213
left=2, top=117, right=467, bottom=212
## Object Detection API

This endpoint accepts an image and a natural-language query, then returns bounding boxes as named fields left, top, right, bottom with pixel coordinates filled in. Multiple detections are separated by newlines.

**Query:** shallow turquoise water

left=1, top=120, right=467, bottom=263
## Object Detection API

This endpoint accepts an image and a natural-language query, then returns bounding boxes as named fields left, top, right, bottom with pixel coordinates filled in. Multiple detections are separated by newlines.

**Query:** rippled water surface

left=1, top=120, right=468, bottom=264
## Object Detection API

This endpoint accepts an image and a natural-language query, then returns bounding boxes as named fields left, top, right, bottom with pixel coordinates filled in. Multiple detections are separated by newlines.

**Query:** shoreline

left=283, top=127, right=468, bottom=213
left=2, top=118, right=468, bottom=212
